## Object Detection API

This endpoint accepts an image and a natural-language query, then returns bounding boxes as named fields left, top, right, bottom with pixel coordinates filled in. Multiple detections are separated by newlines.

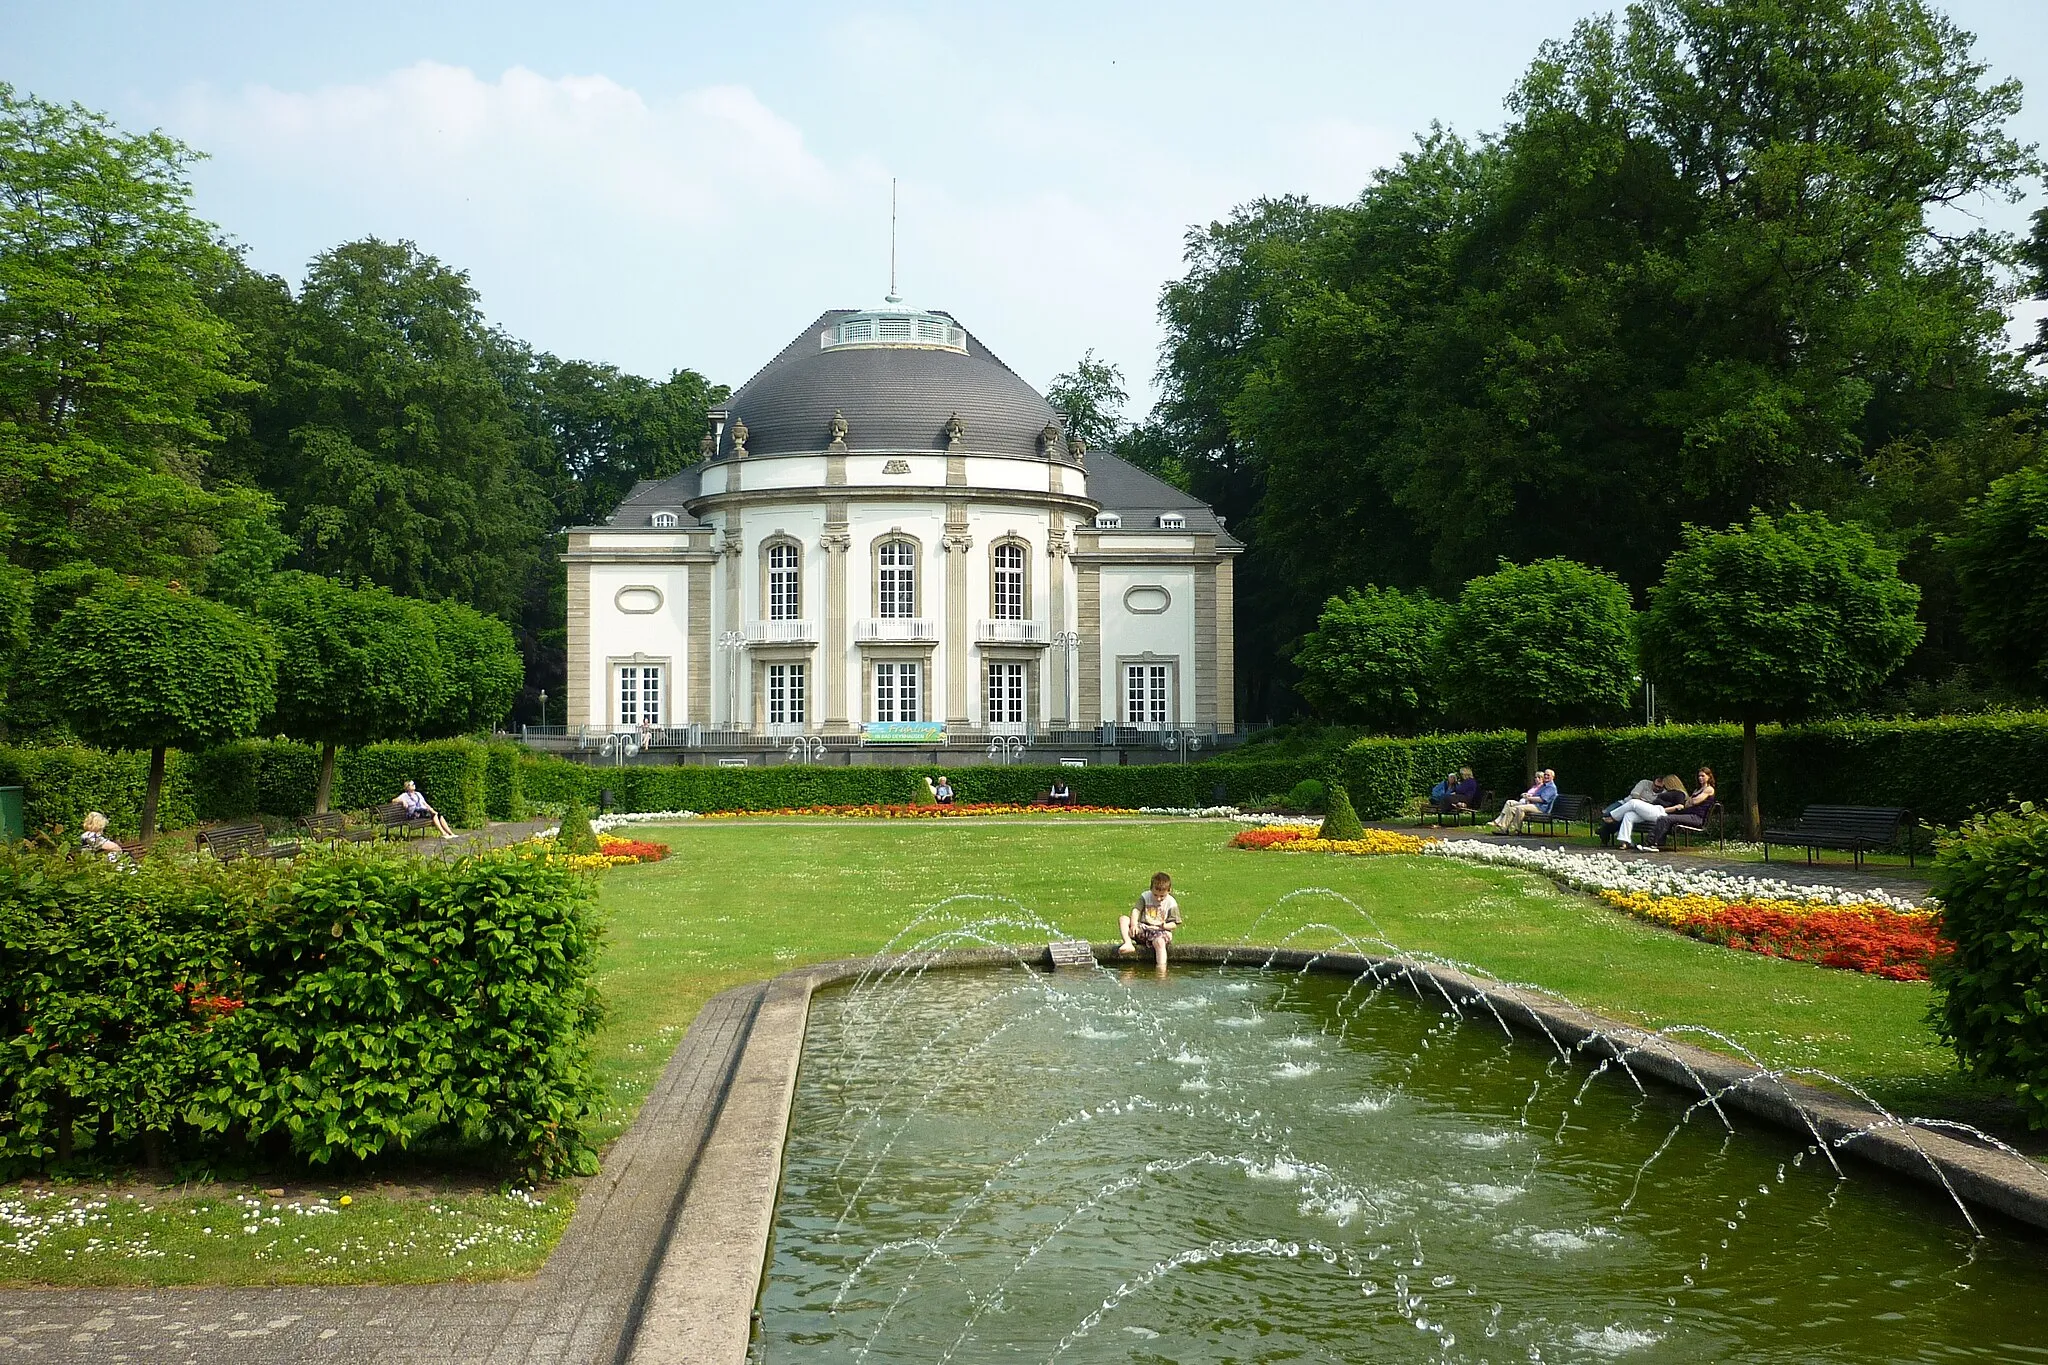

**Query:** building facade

left=561, top=301, right=1239, bottom=753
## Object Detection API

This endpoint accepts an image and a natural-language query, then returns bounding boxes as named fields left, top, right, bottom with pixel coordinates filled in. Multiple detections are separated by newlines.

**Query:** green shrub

left=1319, top=783, right=1365, bottom=841
left=1283, top=778, right=1326, bottom=811
left=0, top=745, right=198, bottom=840
left=557, top=799, right=599, bottom=854
left=1930, top=807, right=2048, bottom=1127
left=0, top=843, right=602, bottom=1178
left=484, top=742, right=525, bottom=821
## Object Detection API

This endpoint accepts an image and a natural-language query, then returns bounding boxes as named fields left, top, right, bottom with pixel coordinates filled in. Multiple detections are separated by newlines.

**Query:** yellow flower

left=338, top=1195, right=352, bottom=1207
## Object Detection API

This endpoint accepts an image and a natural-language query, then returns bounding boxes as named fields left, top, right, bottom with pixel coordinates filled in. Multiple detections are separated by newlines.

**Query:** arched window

left=878, top=540, right=916, bottom=618
left=651, top=510, right=678, bottom=528
left=993, top=542, right=1026, bottom=621
left=767, top=542, right=800, bottom=620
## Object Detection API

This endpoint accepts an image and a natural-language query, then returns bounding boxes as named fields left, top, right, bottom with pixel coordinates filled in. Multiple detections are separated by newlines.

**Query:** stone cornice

left=685, top=485, right=1099, bottom=520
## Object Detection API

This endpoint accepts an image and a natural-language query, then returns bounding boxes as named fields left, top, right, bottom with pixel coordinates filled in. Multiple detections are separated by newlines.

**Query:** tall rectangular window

left=1124, top=664, right=1169, bottom=725
left=993, top=543, right=1025, bottom=620
left=878, top=541, right=916, bottom=618
left=768, top=543, right=800, bottom=620
left=987, top=662, right=1024, bottom=725
left=768, top=662, right=806, bottom=725
left=618, top=665, right=665, bottom=727
left=874, top=662, right=921, bottom=722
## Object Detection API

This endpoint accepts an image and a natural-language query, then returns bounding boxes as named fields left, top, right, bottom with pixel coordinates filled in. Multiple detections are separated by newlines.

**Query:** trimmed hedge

left=0, top=746, right=199, bottom=841
left=1930, top=807, right=2048, bottom=1127
left=1336, top=714, right=2048, bottom=827
left=0, top=843, right=603, bottom=1178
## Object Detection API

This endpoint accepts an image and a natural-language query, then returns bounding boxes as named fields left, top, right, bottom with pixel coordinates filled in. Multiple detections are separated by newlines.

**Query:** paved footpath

left=0, top=984, right=766, bottom=1364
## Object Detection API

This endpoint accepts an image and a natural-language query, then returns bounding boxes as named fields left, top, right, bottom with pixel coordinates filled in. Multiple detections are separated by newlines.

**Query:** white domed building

left=561, top=301, right=1240, bottom=762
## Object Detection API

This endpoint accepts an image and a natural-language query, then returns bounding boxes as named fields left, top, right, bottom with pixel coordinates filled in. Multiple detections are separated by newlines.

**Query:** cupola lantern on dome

left=820, top=302, right=968, bottom=354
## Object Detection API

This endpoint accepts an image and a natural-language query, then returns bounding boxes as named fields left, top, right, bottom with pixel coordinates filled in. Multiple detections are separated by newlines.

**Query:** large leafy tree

left=1047, top=350, right=1128, bottom=454
left=1292, top=586, right=1448, bottom=731
left=1640, top=511, right=1923, bottom=834
left=258, top=572, right=443, bottom=813
left=419, top=598, right=523, bottom=737
left=237, top=238, right=553, bottom=624
left=43, top=580, right=275, bottom=841
left=0, top=86, right=283, bottom=596
left=1947, top=462, right=2048, bottom=696
left=1439, top=559, right=1639, bottom=779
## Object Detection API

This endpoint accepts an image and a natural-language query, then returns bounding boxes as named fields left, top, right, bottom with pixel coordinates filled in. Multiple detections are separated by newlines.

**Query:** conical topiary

left=1319, top=783, right=1365, bottom=842
left=911, top=774, right=937, bottom=805
left=559, top=798, right=601, bottom=854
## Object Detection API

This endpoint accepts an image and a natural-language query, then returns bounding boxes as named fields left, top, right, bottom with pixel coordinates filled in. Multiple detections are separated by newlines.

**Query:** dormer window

left=1094, top=513, right=1123, bottom=529
left=821, top=305, right=967, bottom=353
left=1157, top=513, right=1186, bottom=530
left=651, top=511, right=679, bottom=529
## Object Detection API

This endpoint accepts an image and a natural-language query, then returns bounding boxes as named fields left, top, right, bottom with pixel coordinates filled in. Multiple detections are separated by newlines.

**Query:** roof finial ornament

left=884, top=178, right=901, bottom=305
left=1067, top=434, right=1087, bottom=465
left=945, top=411, right=966, bottom=450
left=730, top=416, right=748, bottom=456
left=1039, top=421, right=1062, bottom=457
left=699, top=431, right=715, bottom=460
left=828, top=410, right=849, bottom=451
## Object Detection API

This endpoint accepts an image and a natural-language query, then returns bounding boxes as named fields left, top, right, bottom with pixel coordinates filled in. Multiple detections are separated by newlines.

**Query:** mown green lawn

left=4, top=816, right=1996, bottom=1288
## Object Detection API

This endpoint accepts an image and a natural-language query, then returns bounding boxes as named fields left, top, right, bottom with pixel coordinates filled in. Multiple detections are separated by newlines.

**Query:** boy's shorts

left=1133, top=926, right=1172, bottom=946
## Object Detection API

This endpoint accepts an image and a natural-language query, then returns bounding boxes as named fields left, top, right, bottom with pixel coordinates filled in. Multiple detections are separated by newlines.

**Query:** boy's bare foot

left=1117, top=941, right=1137, bottom=957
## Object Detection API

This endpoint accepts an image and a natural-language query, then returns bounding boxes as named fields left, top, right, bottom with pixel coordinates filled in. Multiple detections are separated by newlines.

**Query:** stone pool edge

left=625, top=944, right=2048, bottom=1364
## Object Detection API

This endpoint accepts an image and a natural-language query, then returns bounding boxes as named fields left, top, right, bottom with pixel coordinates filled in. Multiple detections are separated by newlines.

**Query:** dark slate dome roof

left=715, top=308, right=1063, bottom=460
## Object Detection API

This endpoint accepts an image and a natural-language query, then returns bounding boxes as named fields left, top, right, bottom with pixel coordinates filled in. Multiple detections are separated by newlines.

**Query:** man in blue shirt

left=1490, top=769, right=1558, bottom=834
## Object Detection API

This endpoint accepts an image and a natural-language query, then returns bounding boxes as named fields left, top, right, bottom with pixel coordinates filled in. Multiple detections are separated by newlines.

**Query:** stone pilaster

left=688, top=558, right=711, bottom=726
left=1076, top=561, right=1101, bottom=728
left=942, top=504, right=972, bottom=725
left=1195, top=551, right=1218, bottom=729
left=566, top=549, right=592, bottom=727
left=1216, top=556, right=1236, bottom=731
left=1047, top=519, right=1070, bottom=727
left=720, top=516, right=743, bottom=726
left=821, top=505, right=852, bottom=734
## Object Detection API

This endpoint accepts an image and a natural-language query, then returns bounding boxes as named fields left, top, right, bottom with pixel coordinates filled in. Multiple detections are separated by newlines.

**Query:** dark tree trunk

left=141, top=1129, right=167, bottom=1174
left=315, top=742, right=338, bottom=815
left=141, top=745, right=167, bottom=846
left=1524, top=728, right=1540, bottom=783
left=1742, top=717, right=1761, bottom=839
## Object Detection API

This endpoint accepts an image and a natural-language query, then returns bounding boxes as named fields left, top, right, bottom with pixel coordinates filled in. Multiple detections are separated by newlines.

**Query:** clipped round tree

left=1640, top=511, right=1922, bottom=836
left=43, top=580, right=276, bottom=842
left=1948, top=461, right=2048, bottom=695
left=258, top=572, right=447, bottom=813
left=1292, top=586, right=1448, bottom=732
left=419, top=600, right=524, bottom=737
left=1438, top=559, right=1638, bottom=780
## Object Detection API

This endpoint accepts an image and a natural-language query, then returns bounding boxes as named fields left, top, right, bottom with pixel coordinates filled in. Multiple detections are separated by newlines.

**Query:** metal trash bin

left=0, top=786, right=22, bottom=842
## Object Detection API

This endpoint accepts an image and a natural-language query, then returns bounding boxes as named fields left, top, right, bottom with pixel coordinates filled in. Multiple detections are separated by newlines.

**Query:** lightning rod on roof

left=886, top=178, right=901, bottom=304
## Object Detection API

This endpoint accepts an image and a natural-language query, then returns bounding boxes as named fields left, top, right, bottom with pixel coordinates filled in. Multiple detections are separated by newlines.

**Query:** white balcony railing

left=976, top=618, right=1048, bottom=644
left=747, top=619, right=818, bottom=644
left=857, top=617, right=939, bottom=642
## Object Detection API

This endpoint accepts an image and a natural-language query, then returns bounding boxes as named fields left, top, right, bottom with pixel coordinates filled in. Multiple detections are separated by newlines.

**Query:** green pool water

left=761, top=963, right=2048, bottom=1362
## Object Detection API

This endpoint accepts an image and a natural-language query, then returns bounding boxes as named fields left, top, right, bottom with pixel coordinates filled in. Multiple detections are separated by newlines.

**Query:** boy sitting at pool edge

left=1118, top=872, right=1182, bottom=967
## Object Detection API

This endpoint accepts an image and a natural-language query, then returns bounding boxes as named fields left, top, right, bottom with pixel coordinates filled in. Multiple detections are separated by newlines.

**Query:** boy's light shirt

left=1136, top=891, right=1180, bottom=929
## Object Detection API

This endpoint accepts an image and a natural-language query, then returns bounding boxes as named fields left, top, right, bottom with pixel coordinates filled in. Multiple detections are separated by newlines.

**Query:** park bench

left=1523, top=793, right=1596, bottom=838
left=1424, top=789, right=1492, bottom=827
left=372, top=802, right=437, bottom=840
left=1653, top=798, right=1727, bottom=852
left=197, top=822, right=299, bottom=863
left=1760, top=805, right=1917, bottom=868
left=302, top=811, right=376, bottom=845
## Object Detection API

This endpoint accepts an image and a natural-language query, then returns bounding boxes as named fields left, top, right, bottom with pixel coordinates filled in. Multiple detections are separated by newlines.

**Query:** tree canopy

left=1947, top=461, right=2048, bottom=694
left=1047, top=350, right=1129, bottom=454
left=1439, top=559, right=1639, bottom=776
left=43, top=580, right=276, bottom=838
left=1292, top=587, right=1447, bottom=731
left=1640, top=510, right=1924, bottom=832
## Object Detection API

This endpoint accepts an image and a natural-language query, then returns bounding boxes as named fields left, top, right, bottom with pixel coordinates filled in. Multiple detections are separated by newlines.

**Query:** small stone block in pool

left=1047, top=940, right=1095, bottom=968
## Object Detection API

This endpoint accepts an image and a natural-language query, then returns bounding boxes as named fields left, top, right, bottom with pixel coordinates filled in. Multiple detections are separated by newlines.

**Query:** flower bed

left=1227, top=822, right=1937, bottom=979
left=597, top=835, right=669, bottom=863
left=1598, top=892, right=1944, bottom=981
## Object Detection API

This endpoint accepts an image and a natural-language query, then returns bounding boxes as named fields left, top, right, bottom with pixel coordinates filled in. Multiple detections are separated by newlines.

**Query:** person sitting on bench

left=1049, top=779, right=1074, bottom=805
left=79, top=811, right=125, bottom=863
left=1613, top=775, right=1686, bottom=850
left=394, top=780, right=455, bottom=838
left=1646, top=767, right=1716, bottom=849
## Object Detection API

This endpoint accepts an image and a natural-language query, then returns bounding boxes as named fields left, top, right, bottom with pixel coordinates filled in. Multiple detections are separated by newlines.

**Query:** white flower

left=592, top=810, right=701, bottom=832
left=1420, top=839, right=1922, bottom=910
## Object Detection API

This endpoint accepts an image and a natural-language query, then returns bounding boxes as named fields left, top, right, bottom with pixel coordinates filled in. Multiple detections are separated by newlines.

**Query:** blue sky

left=6, top=1, right=2045, bottom=407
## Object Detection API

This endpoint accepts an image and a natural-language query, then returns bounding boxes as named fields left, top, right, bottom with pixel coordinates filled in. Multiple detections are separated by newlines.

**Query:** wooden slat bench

left=373, top=802, right=437, bottom=840
left=197, top=822, right=299, bottom=863
left=1425, top=789, right=1492, bottom=827
left=302, top=811, right=376, bottom=845
left=1761, top=805, right=1917, bottom=868
left=1523, top=793, right=1596, bottom=838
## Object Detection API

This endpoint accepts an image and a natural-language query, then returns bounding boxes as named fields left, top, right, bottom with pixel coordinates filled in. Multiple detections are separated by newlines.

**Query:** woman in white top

left=79, top=811, right=124, bottom=862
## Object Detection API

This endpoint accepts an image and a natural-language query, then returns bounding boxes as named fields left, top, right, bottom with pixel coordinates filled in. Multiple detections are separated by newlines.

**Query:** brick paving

left=0, top=983, right=766, bottom=1364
